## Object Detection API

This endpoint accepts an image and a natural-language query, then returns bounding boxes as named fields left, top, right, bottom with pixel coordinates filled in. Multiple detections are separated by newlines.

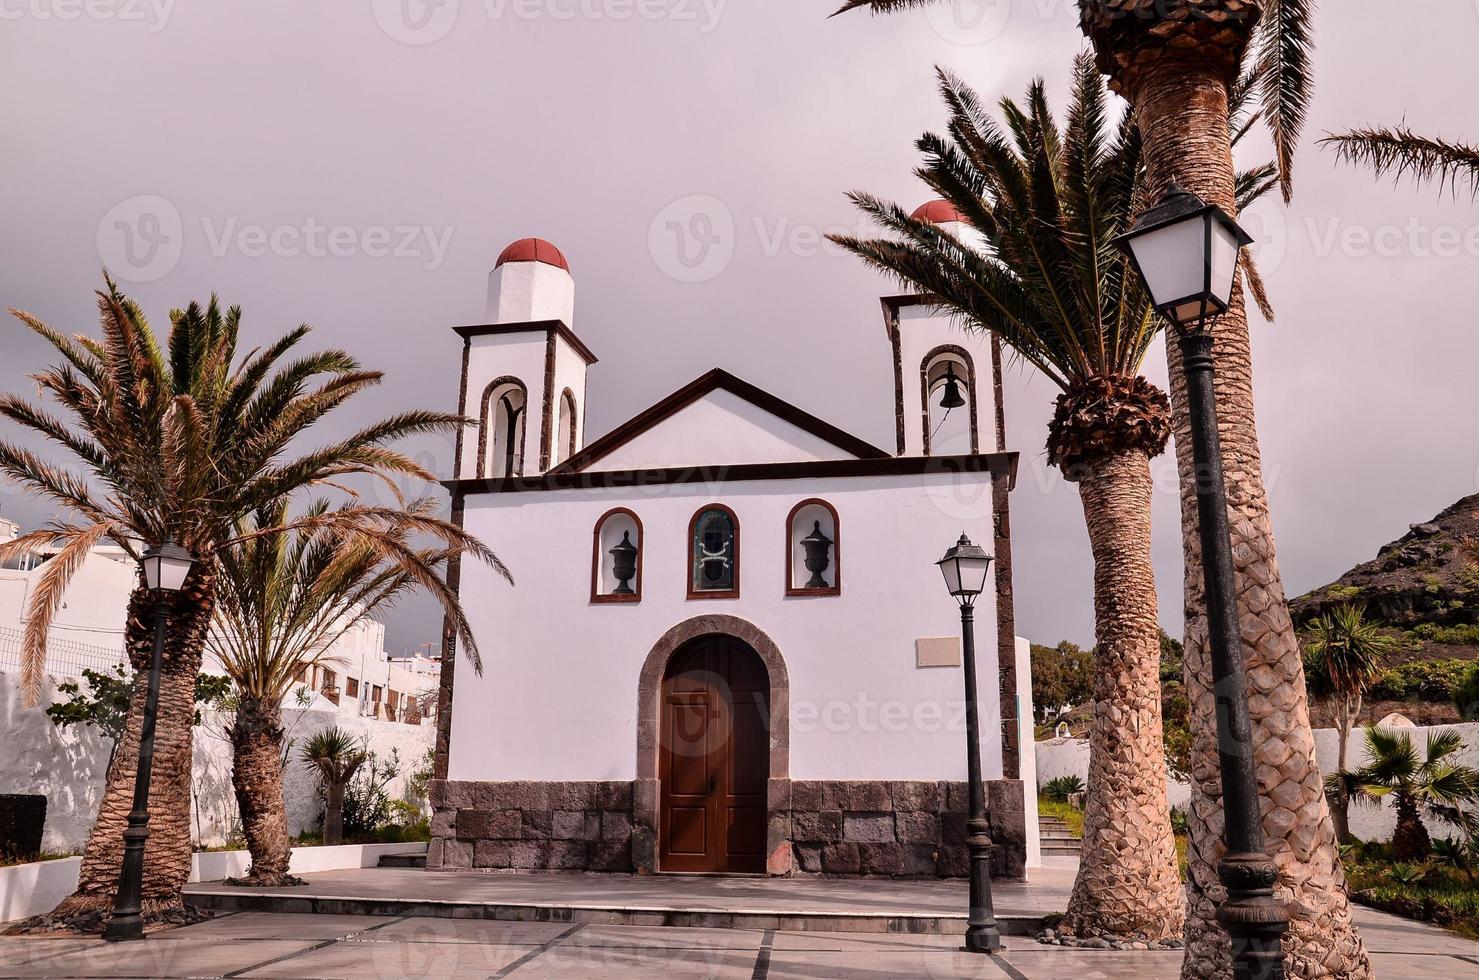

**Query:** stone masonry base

left=428, top=778, right=1026, bottom=881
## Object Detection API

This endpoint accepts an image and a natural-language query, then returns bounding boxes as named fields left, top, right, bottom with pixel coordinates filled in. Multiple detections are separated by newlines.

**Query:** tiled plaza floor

left=1, top=907, right=1474, bottom=978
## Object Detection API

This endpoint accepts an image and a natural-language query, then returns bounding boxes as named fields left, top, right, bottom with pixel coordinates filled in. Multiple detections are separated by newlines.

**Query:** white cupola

left=454, top=238, right=596, bottom=480
left=486, top=237, right=576, bottom=324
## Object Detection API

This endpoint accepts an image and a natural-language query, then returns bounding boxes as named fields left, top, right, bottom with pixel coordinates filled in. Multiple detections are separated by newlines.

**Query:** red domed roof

left=911, top=200, right=964, bottom=224
left=495, top=238, right=570, bottom=272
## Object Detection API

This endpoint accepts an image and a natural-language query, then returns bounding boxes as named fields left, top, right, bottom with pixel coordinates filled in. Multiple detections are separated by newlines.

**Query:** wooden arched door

left=659, top=634, right=769, bottom=873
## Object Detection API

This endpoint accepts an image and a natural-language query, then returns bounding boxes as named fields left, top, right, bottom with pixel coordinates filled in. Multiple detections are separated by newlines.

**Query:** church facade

left=428, top=206, right=1039, bottom=880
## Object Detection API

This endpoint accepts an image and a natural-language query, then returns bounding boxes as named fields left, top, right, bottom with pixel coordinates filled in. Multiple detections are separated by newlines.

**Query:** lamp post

left=1116, top=183, right=1288, bottom=980
left=104, top=539, right=196, bottom=943
left=936, top=533, right=1001, bottom=955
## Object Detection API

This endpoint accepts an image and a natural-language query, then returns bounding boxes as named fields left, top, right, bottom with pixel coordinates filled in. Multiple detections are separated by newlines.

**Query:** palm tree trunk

left=230, top=696, right=296, bottom=884
left=53, top=575, right=216, bottom=919
left=1390, top=795, right=1430, bottom=862
left=323, top=782, right=346, bottom=845
left=1131, top=61, right=1372, bottom=979
left=1330, top=701, right=1354, bottom=844
left=1063, top=450, right=1185, bottom=940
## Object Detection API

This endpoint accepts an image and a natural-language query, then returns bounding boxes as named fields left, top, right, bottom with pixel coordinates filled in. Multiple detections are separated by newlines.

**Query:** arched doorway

left=658, top=634, right=769, bottom=873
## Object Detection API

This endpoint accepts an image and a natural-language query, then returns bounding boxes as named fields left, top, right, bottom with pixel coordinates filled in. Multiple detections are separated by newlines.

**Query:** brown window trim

left=686, top=503, right=741, bottom=600
left=784, top=498, right=841, bottom=598
left=477, top=376, right=530, bottom=479
left=559, top=387, right=579, bottom=463
left=591, top=506, right=644, bottom=604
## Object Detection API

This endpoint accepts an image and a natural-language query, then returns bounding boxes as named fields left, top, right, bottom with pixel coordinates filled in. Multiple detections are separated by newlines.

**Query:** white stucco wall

left=1034, top=721, right=1479, bottom=844
left=485, top=261, right=575, bottom=325
left=550, top=331, right=589, bottom=464
left=449, top=469, right=1006, bottom=785
left=587, top=389, right=863, bottom=472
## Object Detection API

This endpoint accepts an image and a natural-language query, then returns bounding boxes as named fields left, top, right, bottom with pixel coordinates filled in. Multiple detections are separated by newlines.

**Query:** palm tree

left=831, top=57, right=1272, bottom=941
left=301, top=728, right=369, bottom=846
left=830, top=4, right=1369, bottom=975
left=1323, top=126, right=1479, bottom=197
left=1339, top=726, right=1479, bottom=861
left=1303, top=604, right=1396, bottom=843
left=209, top=499, right=508, bottom=885
left=0, top=278, right=500, bottom=920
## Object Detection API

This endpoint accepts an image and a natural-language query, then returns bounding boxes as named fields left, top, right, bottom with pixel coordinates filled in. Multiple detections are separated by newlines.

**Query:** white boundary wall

left=1035, top=721, right=1479, bottom=843
left=0, top=843, right=426, bottom=923
left=0, top=672, right=433, bottom=854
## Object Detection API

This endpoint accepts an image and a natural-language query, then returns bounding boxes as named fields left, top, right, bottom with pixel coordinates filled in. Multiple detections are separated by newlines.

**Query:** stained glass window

left=691, top=508, right=736, bottom=593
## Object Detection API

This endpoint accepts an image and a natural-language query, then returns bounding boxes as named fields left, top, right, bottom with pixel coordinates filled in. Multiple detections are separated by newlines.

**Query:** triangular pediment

left=551, top=369, right=888, bottom=474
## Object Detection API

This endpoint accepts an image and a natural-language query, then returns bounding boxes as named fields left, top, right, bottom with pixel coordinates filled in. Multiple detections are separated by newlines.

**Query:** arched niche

left=785, top=498, right=840, bottom=597
left=920, top=345, right=980, bottom=456
left=555, top=388, right=578, bottom=466
left=591, top=507, right=642, bottom=603
left=478, top=376, right=528, bottom=478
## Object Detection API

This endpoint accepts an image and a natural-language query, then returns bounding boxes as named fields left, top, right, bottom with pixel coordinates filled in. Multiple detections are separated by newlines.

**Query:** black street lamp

left=935, top=533, right=1001, bottom=955
left=104, top=539, right=196, bottom=943
left=1117, top=183, right=1288, bottom=980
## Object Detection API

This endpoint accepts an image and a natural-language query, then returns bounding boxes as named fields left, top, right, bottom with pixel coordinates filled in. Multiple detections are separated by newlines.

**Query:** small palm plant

left=1338, top=726, right=1479, bottom=861
left=210, top=498, right=508, bottom=884
left=830, top=55, right=1274, bottom=942
left=1304, top=604, right=1397, bottom=842
left=302, top=728, right=369, bottom=846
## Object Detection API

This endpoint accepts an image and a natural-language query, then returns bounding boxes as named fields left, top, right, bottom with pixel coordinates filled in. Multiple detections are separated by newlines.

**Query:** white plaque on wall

left=915, top=637, right=961, bottom=669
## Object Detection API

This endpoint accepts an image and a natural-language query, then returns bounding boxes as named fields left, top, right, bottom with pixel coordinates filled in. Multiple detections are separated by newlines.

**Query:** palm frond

left=1253, top=0, right=1317, bottom=201
left=828, top=0, right=938, bottom=16
left=1322, top=126, right=1479, bottom=197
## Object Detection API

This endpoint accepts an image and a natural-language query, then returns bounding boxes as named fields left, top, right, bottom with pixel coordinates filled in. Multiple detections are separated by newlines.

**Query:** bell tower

left=454, top=238, right=597, bottom=480
left=884, top=201, right=1001, bottom=458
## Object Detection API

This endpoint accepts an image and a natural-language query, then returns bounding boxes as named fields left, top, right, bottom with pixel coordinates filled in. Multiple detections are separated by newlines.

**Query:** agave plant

left=210, top=498, right=508, bottom=885
left=1303, top=604, right=1397, bottom=842
left=831, top=55, right=1275, bottom=943
left=0, top=278, right=500, bottom=917
left=301, top=727, right=369, bottom=846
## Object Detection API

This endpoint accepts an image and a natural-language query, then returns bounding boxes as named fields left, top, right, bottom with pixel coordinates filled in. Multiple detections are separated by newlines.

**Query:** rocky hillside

left=1291, top=493, right=1479, bottom=725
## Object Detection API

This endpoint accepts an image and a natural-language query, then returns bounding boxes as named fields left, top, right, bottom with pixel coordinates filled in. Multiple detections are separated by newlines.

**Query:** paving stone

left=163, top=911, right=392, bottom=940
left=8, top=939, right=317, bottom=978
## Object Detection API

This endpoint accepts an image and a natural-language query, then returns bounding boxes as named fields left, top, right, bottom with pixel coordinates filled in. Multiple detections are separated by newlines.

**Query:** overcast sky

left=2, top=1, right=1477, bottom=656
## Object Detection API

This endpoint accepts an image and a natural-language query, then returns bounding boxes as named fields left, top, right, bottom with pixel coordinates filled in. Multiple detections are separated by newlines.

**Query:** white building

left=431, top=212, right=1039, bottom=879
left=0, top=520, right=432, bottom=723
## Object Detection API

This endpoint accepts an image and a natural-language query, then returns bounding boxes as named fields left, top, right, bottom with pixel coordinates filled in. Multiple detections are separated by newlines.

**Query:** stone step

left=186, top=879, right=1049, bottom=937
left=378, top=853, right=427, bottom=869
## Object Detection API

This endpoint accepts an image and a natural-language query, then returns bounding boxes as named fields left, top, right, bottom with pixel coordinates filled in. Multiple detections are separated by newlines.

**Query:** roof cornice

left=452, top=319, right=598, bottom=366
left=446, top=451, right=1018, bottom=496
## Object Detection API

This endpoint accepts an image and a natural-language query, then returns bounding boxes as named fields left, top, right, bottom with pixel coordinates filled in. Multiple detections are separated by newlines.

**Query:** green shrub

left=1453, top=662, right=1479, bottom=721
left=1042, top=775, right=1085, bottom=802
left=1413, top=623, right=1479, bottom=646
left=1368, top=659, right=1474, bottom=702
